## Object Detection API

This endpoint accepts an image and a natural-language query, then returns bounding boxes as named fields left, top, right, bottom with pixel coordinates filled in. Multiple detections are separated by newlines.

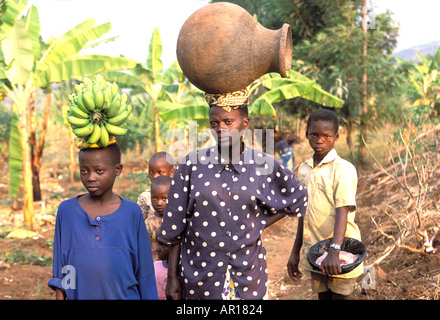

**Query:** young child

left=137, top=152, right=175, bottom=220
left=154, top=238, right=170, bottom=300
left=287, top=109, right=362, bottom=300
left=48, top=143, right=158, bottom=300
left=146, top=175, right=171, bottom=261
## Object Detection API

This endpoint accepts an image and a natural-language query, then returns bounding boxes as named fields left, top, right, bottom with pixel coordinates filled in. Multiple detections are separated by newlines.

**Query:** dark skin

left=209, top=106, right=249, bottom=162
left=149, top=158, right=175, bottom=181
left=287, top=119, right=350, bottom=300
left=55, top=147, right=123, bottom=300
left=165, top=106, right=285, bottom=300
left=151, top=183, right=169, bottom=217
left=156, top=240, right=170, bottom=263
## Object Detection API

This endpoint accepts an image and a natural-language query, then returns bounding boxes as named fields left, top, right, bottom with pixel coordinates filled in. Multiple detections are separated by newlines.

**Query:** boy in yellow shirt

left=287, top=109, right=362, bottom=300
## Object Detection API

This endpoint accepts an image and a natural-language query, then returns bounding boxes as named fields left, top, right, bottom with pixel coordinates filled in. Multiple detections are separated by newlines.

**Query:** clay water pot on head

left=176, top=2, right=292, bottom=94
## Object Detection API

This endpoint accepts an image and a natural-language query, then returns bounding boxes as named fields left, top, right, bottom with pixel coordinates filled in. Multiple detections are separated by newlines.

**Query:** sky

left=28, top=0, right=439, bottom=68
left=29, top=0, right=210, bottom=68
left=373, top=0, right=439, bottom=52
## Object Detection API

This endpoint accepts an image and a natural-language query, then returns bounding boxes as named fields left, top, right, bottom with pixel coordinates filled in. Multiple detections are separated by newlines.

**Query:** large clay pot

left=176, top=2, right=292, bottom=94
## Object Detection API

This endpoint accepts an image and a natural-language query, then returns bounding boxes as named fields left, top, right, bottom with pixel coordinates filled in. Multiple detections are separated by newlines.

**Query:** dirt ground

left=1, top=161, right=440, bottom=300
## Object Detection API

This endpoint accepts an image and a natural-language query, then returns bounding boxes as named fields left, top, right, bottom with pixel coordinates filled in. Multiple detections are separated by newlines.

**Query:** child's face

left=151, top=184, right=169, bottom=216
left=148, top=159, right=174, bottom=181
left=306, top=120, right=339, bottom=158
left=156, top=240, right=169, bottom=261
left=79, top=148, right=122, bottom=198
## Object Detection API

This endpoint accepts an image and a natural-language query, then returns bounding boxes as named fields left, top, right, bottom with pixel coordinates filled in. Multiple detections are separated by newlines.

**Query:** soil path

left=0, top=217, right=314, bottom=300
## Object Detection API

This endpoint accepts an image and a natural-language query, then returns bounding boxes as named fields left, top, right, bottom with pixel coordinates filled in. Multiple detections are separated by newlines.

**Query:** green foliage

left=0, top=3, right=138, bottom=209
left=8, top=113, right=21, bottom=197
left=390, top=104, right=440, bottom=163
left=0, top=103, right=12, bottom=144
left=0, top=0, right=7, bottom=27
left=1, top=18, right=33, bottom=85
left=220, top=0, right=405, bottom=165
left=147, top=28, right=163, bottom=76
left=0, top=243, right=52, bottom=266
left=117, top=28, right=211, bottom=155
left=118, top=172, right=150, bottom=202
left=211, top=0, right=357, bottom=44
left=396, top=46, right=440, bottom=118
left=249, top=70, right=344, bottom=117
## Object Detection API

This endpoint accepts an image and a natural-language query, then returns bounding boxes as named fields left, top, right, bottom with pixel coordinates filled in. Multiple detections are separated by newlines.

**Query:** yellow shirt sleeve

left=333, top=159, right=357, bottom=212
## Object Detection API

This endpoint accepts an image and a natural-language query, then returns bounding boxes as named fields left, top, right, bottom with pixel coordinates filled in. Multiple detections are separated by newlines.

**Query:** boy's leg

left=328, top=276, right=356, bottom=299
left=311, top=272, right=355, bottom=300
left=318, top=291, right=350, bottom=300
left=317, top=291, right=332, bottom=300
left=310, top=272, right=329, bottom=299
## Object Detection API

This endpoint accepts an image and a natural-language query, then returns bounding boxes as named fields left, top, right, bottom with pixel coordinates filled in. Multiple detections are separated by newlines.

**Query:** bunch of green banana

left=67, top=74, right=133, bottom=147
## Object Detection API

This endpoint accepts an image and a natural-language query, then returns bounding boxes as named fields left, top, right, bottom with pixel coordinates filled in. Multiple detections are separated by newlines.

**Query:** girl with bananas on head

left=48, top=75, right=158, bottom=300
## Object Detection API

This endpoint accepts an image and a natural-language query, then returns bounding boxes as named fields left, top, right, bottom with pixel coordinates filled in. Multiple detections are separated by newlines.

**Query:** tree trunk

left=29, top=91, right=42, bottom=201
left=36, top=91, right=52, bottom=169
left=346, top=115, right=355, bottom=163
left=358, top=0, right=368, bottom=167
left=29, top=90, right=51, bottom=201
left=19, top=102, right=34, bottom=229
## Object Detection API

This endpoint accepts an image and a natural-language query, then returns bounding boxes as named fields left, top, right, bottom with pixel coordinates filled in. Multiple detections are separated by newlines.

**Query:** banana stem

left=92, top=112, right=103, bottom=123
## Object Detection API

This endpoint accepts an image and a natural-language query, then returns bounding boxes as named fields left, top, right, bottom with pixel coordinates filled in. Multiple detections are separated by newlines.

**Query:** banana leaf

left=84, top=35, right=119, bottom=49
left=1, top=18, right=33, bottom=86
left=78, top=54, right=138, bottom=71
left=428, top=46, right=440, bottom=72
left=158, top=101, right=209, bottom=121
left=8, top=113, right=22, bottom=197
left=23, top=4, right=40, bottom=61
left=249, top=70, right=344, bottom=117
left=56, top=18, right=96, bottom=44
left=162, top=60, right=183, bottom=86
left=38, top=20, right=111, bottom=69
left=98, top=70, right=145, bottom=88
left=0, top=0, right=27, bottom=40
left=34, top=55, right=138, bottom=87
left=147, top=28, right=163, bottom=75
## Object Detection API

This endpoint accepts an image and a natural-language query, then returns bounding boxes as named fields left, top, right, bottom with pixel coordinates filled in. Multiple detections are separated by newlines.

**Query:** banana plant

left=248, top=69, right=344, bottom=117
left=396, top=46, right=440, bottom=117
left=135, top=27, right=166, bottom=153
left=0, top=0, right=137, bottom=228
left=101, top=28, right=209, bottom=154
left=158, top=60, right=209, bottom=127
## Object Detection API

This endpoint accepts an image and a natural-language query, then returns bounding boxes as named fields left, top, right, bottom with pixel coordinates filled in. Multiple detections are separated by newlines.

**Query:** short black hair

left=149, top=151, right=174, bottom=169
left=237, top=105, right=249, bottom=118
left=306, top=109, right=339, bottom=135
left=151, top=175, right=172, bottom=191
left=79, top=143, right=121, bottom=166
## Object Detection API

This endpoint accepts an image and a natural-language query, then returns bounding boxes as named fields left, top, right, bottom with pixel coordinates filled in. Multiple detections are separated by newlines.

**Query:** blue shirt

left=158, top=145, right=307, bottom=299
left=48, top=196, right=158, bottom=300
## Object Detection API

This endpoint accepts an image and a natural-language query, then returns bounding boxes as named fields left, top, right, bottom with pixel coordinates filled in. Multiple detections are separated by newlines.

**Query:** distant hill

left=392, top=40, right=440, bottom=62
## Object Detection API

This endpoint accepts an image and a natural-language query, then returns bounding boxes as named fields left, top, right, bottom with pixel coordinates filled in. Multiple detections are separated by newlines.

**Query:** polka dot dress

left=158, top=145, right=307, bottom=299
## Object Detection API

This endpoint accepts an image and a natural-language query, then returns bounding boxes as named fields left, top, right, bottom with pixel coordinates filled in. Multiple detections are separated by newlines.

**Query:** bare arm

left=287, top=216, right=304, bottom=280
left=165, top=243, right=182, bottom=300
left=320, top=206, right=348, bottom=275
left=55, top=288, right=66, bottom=300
